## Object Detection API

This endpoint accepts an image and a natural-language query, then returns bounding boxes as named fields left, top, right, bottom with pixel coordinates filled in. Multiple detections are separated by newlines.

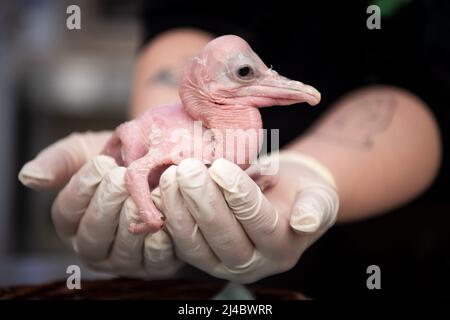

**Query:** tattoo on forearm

left=149, top=69, right=179, bottom=87
left=311, top=94, right=397, bottom=150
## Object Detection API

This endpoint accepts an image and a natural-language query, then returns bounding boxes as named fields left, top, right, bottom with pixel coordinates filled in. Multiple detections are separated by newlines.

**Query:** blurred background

left=0, top=0, right=449, bottom=298
left=0, top=0, right=140, bottom=285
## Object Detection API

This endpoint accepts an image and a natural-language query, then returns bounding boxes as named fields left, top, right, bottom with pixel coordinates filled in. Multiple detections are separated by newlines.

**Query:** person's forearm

left=288, top=85, right=442, bottom=222
left=130, top=29, right=213, bottom=117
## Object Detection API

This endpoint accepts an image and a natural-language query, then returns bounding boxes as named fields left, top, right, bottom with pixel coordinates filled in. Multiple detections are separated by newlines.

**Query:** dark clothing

left=141, top=0, right=450, bottom=298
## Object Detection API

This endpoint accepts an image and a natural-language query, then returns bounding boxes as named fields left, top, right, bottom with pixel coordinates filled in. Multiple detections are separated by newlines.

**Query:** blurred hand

left=18, top=131, right=182, bottom=278
left=158, top=153, right=339, bottom=284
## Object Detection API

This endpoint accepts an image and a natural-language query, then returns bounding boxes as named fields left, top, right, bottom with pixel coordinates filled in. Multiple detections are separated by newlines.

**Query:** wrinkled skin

left=103, top=35, right=321, bottom=234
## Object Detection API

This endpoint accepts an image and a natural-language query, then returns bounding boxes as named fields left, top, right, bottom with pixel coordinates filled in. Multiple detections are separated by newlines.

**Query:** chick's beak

left=242, top=71, right=321, bottom=107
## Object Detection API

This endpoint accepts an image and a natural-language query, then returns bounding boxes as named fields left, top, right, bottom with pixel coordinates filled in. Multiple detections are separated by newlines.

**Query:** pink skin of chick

left=102, top=35, right=321, bottom=234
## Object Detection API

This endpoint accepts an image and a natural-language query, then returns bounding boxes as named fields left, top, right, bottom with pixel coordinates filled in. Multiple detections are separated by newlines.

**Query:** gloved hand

left=158, top=152, right=339, bottom=283
left=18, top=131, right=182, bottom=278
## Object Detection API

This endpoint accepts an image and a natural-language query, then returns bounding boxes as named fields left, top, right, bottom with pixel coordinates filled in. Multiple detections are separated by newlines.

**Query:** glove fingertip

left=209, top=158, right=242, bottom=192
left=290, top=211, right=321, bottom=234
left=18, top=161, right=54, bottom=190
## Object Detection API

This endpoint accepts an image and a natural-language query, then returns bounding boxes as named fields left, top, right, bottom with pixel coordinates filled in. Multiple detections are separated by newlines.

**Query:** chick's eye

left=236, top=65, right=254, bottom=79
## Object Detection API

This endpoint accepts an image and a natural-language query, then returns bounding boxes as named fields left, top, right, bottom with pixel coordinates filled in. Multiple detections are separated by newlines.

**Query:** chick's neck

left=180, top=91, right=262, bottom=132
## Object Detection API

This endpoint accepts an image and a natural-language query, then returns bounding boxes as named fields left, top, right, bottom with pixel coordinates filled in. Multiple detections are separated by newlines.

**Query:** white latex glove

left=159, top=152, right=339, bottom=284
left=18, top=132, right=182, bottom=278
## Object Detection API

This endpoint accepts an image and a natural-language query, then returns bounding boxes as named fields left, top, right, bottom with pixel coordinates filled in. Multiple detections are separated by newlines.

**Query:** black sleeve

left=359, top=0, right=450, bottom=110
left=420, top=0, right=450, bottom=197
left=140, top=0, right=266, bottom=47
